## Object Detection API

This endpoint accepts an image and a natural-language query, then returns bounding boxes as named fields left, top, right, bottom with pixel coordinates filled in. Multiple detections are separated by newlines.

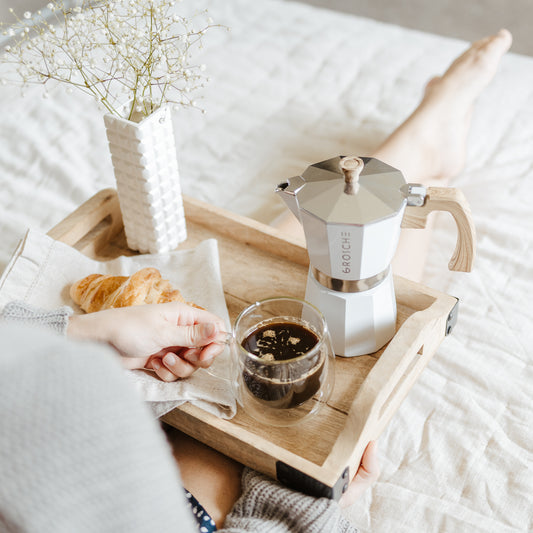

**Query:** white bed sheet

left=0, top=0, right=531, bottom=531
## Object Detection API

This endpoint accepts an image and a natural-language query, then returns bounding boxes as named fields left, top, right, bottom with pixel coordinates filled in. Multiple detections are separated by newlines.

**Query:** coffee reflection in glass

left=233, top=297, right=335, bottom=426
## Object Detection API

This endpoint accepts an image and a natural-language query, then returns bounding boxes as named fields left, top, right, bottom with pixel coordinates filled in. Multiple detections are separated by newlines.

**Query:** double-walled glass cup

left=232, top=297, right=335, bottom=427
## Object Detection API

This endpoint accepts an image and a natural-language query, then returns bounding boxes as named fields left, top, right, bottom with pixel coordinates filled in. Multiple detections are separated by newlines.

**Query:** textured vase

left=104, top=106, right=187, bottom=254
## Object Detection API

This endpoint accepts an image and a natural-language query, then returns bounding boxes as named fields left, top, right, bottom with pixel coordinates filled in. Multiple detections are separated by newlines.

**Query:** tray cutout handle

left=402, top=186, right=476, bottom=272
left=322, top=294, right=458, bottom=491
left=378, top=299, right=458, bottom=420
left=47, top=188, right=124, bottom=253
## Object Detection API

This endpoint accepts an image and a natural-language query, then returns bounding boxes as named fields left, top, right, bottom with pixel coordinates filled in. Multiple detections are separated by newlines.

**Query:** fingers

left=182, top=342, right=225, bottom=368
left=186, top=322, right=218, bottom=347
left=148, top=301, right=228, bottom=351
left=145, top=338, right=225, bottom=383
left=180, top=304, right=225, bottom=329
left=339, top=440, right=380, bottom=508
left=166, top=321, right=222, bottom=350
left=149, top=341, right=225, bottom=381
left=357, top=440, right=380, bottom=482
left=149, top=353, right=197, bottom=381
left=111, top=302, right=228, bottom=380
left=162, top=302, right=225, bottom=331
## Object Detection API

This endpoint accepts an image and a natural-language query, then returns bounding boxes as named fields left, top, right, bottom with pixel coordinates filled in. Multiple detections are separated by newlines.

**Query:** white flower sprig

left=0, top=0, right=221, bottom=120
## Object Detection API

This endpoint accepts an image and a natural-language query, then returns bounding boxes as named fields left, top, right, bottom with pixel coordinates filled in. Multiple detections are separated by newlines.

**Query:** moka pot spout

left=275, top=175, right=306, bottom=221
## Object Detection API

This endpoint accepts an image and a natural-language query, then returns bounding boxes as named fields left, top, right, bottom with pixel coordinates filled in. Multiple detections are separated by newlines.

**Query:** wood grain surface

left=49, top=188, right=458, bottom=496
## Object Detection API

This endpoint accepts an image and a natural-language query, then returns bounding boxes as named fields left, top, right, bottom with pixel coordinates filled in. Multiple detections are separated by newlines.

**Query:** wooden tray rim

left=48, top=188, right=458, bottom=499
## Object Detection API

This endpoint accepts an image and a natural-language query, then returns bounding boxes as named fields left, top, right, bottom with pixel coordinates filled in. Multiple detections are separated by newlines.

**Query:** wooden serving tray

left=49, top=188, right=459, bottom=501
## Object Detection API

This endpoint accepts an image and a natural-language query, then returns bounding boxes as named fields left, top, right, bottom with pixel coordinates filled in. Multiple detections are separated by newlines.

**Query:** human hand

left=67, top=302, right=227, bottom=381
left=339, top=440, right=380, bottom=507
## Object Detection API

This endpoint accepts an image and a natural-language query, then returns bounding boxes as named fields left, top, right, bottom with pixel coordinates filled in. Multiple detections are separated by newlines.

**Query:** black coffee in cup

left=241, top=321, right=324, bottom=408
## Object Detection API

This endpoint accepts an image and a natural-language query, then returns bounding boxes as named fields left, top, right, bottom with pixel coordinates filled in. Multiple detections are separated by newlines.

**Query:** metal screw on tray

left=276, top=155, right=476, bottom=357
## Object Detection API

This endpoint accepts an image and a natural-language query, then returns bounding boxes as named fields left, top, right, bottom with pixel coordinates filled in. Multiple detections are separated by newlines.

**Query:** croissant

left=70, top=267, right=198, bottom=313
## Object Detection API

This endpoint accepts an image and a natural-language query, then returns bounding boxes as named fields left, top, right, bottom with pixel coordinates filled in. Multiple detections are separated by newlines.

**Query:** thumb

left=176, top=322, right=219, bottom=348
left=339, top=440, right=380, bottom=508
left=357, top=440, right=380, bottom=481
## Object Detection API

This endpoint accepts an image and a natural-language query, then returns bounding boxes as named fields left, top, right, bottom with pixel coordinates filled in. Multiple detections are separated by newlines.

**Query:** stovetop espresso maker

left=276, top=156, right=475, bottom=357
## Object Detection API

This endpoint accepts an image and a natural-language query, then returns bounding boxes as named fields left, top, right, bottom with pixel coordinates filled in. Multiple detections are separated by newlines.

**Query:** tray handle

left=47, top=188, right=123, bottom=252
left=402, top=186, right=476, bottom=272
left=322, top=293, right=457, bottom=494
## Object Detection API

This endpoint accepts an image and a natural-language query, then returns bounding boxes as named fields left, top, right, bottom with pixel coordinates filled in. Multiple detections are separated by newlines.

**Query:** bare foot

left=373, top=29, right=512, bottom=183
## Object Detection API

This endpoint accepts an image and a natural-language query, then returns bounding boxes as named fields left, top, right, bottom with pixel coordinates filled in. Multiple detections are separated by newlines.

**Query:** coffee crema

left=241, top=321, right=319, bottom=361
left=241, top=321, right=324, bottom=409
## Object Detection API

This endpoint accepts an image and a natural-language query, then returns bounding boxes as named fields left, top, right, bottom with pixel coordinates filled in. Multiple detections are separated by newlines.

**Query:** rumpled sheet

left=0, top=0, right=531, bottom=531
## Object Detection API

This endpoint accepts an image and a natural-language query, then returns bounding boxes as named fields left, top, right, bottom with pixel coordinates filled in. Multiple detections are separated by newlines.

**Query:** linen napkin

left=0, top=228, right=236, bottom=419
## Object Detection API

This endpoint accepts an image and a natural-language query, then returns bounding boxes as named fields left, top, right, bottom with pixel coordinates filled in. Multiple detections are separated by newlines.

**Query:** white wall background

left=296, top=0, right=533, bottom=56
left=2, top=0, right=531, bottom=56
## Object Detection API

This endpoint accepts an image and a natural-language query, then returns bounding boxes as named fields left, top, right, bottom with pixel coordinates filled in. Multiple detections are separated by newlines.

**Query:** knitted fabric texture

left=224, top=468, right=357, bottom=533
left=0, top=312, right=358, bottom=532
left=1, top=300, right=72, bottom=335
left=0, top=323, right=199, bottom=533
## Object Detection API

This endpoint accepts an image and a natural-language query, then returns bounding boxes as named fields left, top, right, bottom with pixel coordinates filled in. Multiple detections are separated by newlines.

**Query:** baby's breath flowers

left=0, top=0, right=219, bottom=121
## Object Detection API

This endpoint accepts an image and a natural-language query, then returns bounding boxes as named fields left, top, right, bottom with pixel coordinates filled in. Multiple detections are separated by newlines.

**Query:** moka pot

left=275, top=156, right=475, bottom=357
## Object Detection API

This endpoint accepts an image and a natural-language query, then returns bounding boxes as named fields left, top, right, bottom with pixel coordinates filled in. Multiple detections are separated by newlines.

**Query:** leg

left=162, top=424, right=244, bottom=529
left=275, top=30, right=512, bottom=281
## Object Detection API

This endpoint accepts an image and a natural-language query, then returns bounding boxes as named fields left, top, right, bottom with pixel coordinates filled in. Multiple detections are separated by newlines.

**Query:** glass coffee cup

left=231, top=297, right=335, bottom=427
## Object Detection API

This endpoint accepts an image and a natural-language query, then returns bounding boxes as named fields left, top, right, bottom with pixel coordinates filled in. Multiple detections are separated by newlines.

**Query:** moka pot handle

left=401, top=186, right=476, bottom=272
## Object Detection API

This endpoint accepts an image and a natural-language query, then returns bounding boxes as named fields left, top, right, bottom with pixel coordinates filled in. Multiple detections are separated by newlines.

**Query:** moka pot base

left=305, top=267, right=397, bottom=357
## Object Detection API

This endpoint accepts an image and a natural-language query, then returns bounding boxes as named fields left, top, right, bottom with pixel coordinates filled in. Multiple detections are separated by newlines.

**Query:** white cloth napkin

left=0, top=228, right=236, bottom=419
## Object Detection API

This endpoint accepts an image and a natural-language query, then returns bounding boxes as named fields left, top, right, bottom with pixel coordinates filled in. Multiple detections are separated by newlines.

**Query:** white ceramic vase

left=104, top=106, right=187, bottom=254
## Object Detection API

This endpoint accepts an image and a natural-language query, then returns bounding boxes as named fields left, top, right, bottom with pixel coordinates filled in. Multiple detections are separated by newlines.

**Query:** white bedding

left=0, top=0, right=531, bottom=531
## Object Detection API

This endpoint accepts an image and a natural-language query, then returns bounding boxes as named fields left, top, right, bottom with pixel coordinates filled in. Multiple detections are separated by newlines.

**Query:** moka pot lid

left=296, top=156, right=407, bottom=225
